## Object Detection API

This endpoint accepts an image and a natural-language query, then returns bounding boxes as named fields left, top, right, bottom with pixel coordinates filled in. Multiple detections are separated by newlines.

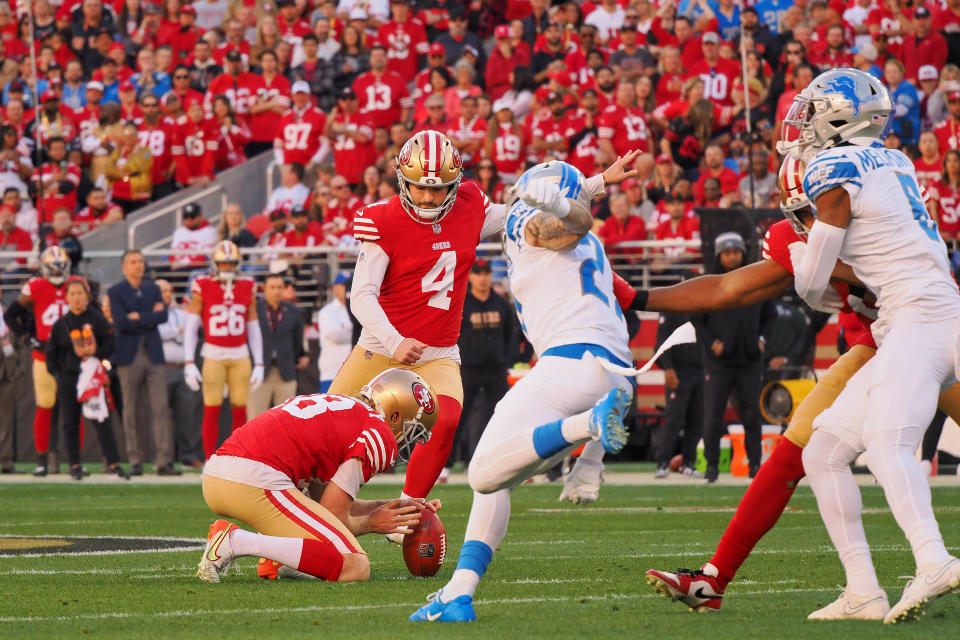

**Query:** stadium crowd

left=0, top=0, right=960, bottom=474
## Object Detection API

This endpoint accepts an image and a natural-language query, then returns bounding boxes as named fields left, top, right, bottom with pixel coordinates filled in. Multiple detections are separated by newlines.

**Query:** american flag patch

left=871, top=114, right=885, bottom=124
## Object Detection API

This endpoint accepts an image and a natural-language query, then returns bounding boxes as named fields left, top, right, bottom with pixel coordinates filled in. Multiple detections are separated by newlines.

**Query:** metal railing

left=127, top=184, right=228, bottom=250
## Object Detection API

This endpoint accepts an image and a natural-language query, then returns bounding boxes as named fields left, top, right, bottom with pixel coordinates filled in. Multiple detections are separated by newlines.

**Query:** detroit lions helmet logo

left=824, top=76, right=862, bottom=116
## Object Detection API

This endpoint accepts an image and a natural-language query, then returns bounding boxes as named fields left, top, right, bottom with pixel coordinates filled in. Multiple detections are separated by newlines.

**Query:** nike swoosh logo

left=694, top=587, right=721, bottom=600
left=206, top=528, right=230, bottom=563
left=426, top=611, right=442, bottom=621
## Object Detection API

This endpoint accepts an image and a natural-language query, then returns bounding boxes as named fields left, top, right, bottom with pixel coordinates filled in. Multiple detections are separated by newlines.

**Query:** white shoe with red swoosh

left=197, top=519, right=239, bottom=583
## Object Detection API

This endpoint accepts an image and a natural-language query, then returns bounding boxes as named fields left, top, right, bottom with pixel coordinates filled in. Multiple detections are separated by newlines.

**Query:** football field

left=2, top=471, right=959, bottom=639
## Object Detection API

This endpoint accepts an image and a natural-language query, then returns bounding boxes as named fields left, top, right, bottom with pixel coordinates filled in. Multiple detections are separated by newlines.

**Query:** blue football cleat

left=409, top=592, right=477, bottom=622
left=588, top=388, right=631, bottom=454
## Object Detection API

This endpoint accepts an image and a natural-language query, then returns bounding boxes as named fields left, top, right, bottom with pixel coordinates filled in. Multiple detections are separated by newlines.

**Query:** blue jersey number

left=898, top=173, right=938, bottom=241
left=579, top=235, right=623, bottom=318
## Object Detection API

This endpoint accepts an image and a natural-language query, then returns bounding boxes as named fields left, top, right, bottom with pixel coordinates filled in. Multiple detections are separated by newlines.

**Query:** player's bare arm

left=524, top=206, right=594, bottom=251
left=646, top=260, right=795, bottom=313
left=319, top=478, right=424, bottom=536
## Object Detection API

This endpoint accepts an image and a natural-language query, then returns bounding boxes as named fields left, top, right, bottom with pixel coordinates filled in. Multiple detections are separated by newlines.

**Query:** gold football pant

left=33, top=359, right=57, bottom=409
left=202, top=357, right=252, bottom=407
left=327, top=346, right=464, bottom=405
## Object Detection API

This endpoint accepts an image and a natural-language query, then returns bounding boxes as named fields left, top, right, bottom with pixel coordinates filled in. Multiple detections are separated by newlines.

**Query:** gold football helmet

left=210, top=240, right=241, bottom=281
left=39, top=246, right=71, bottom=286
left=777, top=156, right=811, bottom=237
left=357, top=368, right=439, bottom=463
left=396, top=130, right=463, bottom=224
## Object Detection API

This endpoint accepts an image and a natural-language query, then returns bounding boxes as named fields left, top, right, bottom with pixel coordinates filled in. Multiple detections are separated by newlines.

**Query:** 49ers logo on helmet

left=412, top=382, right=435, bottom=414
left=398, top=142, right=412, bottom=166
left=450, top=147, right=462, bottom=168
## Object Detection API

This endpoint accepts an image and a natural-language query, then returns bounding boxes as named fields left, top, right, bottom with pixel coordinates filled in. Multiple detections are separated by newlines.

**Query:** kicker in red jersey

left=352, top=180, right=489, bottom=347
left=216, top=394, right=397, bottom=487
left=191, top=275, right=256, bottom=349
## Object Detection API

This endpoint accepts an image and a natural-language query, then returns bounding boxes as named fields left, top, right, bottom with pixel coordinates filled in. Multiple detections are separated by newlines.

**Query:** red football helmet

left=778, top=156, right=811, bottom=237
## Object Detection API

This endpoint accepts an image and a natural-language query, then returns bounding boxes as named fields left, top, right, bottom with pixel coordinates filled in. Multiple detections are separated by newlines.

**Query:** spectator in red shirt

left=159, top=3, right=204, bottom=69
left=810, top=24, right=854, bottom=70
left=351, top=44, right=412, bottom=130
left=915, top=130, right=943, bottom=189
left=247, top=49, right=291, bottom=156
left=687, top=32, right=740, bottom=107
left=377, top=0, right=428, bottom=82
left=598, top=192, right=645, bottom=252
left=598, top=79, right=651, bottom=164
left=282, top=205, right=324, bottom=264
left=694, top=145, right=740, bottom=205
left=0, top=204, right=32, bottom=270
left=412, top=93, right=448, bottom=135
left=655, top=46, right=685, bottom=105
left=29, top=137, right=81, bottom=222
left=654, top=192, right=699, bottom=266
left=485, top=100, right=526, bottom=183
left=326, top=87, right=376, bottom=186
left=486, top=24, right=528, bottom=101
left=73, top=187, right=123, bottom=233
left=323, top=174, right=361, bottom=244
left=902, top=5, right=949, bottom=82
left=934, top=90, right=960, bottom=155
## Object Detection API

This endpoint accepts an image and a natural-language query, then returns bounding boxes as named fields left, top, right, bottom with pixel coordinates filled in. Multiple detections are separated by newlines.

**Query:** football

left=669, top=454, right=684, bottom=473
left=402, top=508, right=446, bottom=577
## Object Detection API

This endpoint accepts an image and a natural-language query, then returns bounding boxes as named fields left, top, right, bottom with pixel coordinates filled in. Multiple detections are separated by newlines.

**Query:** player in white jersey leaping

left=777, top=68, right=960, bottom=623
left=409, top=161, right=634, bottom=623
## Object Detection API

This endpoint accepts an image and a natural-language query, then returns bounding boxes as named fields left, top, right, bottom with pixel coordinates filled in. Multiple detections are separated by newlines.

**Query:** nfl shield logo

left=432, top=223, right=442, bottom=234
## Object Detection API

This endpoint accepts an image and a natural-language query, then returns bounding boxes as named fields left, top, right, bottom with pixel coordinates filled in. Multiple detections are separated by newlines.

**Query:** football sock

left=296, top=539, right=345, bottom=581
left=403, top=395, right=461, bottom=498
left=443, top=490, right=510, bottom=601
left=33, top=406, right=52, bottom=454
left=202, top=405, right=221, bottom=459
left=709, top=438, right=805, bottom=589
left=864, top=426, right=951, bottom=569
left=230, top=405, right=247, bottom=432
left=78, top=419, right=85, bottom=450
left=229, top=530, right=345, bottom=581
left=577, top=439, right=606, bottom=464
left=803, top=431, right=880, bottom=597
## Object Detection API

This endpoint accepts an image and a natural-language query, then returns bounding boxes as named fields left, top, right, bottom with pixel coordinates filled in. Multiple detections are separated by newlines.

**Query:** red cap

left=184, top=95, right=203, bottom=109
left=949, top=90, right=960, bottom=102
left=622, top=178, right=639, bottom=189
left=110, top=41, right=126, bottom=52
left=180, top=3, right=196, bottom=14
left=495, top=24, right=510, bottom=39
left=428, top=42, right=445, bottom=56
left=655, top=153, right=672, bottom=164
left=119, top=80, right=135, bottom=92
left=548, top=70, right=572, bottom=87
left=40, top=89, right=58, bottom=102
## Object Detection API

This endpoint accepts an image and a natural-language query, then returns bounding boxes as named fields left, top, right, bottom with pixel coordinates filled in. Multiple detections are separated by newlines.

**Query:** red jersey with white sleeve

left=762, top=219, right=877, bottom=348
left=330, top=110, right=376, bottom=185
left=352, top=70, right=413, bottom=130
left=191, top=275, right=256, bottom=350
left=21, top=276, right=73, bottom=343
left=274, top=106, right=328, bottom=166
left=444, top=115, right=487, bottom=169
left=530, top=113, right=568, bottom=162
left=31, top=161, right=82, bottom=221
left=138, top=116, right=177, bottom=186
left=686, top=57, right=740, bottom=106
left=563, top=109, right=600, bottom=177
left=655, top=71, right=685, bottom=104
left=351, top=181, right=491, bottom=351
left=172, top=115, right=219, bottom=184
left=934, top=119, right=960, bottom=154
left=597, top=104, right=651, bottom=156
left=935, top=180, right=960, bottom=240
left=489, top=122, right=525, bottom=176
left=247, top=75, right=291, bottom=143
left=276, top=16, right=311, bottom=46
left=283, top=221, right=324, bottom=248
left=216, top=394, right=397, bottom=487
left=376, top=17, right=429, bottom=81
left=71, top=104, right=100, bottom=139
left=654, top=217, right=699, bottom=259
left=324, top=194, right=362, bottom=242
left=204, top=71, right=263, bottom=120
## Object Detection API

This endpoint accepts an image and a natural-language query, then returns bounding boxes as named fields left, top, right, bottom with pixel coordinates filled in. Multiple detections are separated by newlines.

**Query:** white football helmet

left=777, top=68, right=892, bottom=163
left=39, top=246, right=71, bottom=286
left=778, top=156, right=812, bottom=237
left=505, top=160, right=591, bottom=220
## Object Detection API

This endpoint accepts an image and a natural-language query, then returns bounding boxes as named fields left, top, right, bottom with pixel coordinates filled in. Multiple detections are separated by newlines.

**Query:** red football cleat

left=645, top=567, right=725, bottom=612
left=257, top=557, right=281, bottom=580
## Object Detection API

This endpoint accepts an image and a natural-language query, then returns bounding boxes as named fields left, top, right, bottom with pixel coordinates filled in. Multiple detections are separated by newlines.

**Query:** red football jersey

left=377, top=17, right=429, bottom=81
left=935, top=119, right=960, bottom=154
left=191, top=275, right=255, bottom=349
left=216, top=394, right=398, bottom=488
left=530, top=113, right=568, bottom=162
left=914, top=156, right=941, bottom=189
left=204, top=71, right=263, bottom=120
left=686, top=58, right=740, bottom=107
left=329, top=111, right=376, bottom=185
left=138, top=117, right=177, bottom=186
left=936, top=181, right=960, bottom=239
left=282, top=222, right=324, bottom=248
left=21, top=276, right=72, bottom=343
left=247, top=74, right=291, bottom=143
left=172, top=115, right=219, bottom=183
left=352, top=70, right=413, bottom=130
left=597, top=104, right=651, bottom=156
left=444, top=115, right=487, bottom=169
left=324, top=194, right=362, bottom=241
left=70, top=104, right=100, bottom=139
left=31, top=162, right=82, bottom=221
left=353, top=181, right=490, bottom=347
left=655, top=71, right=685, bottom=105
left=762, top=219, right=877, bottom=348
left=564, top=109, right=600, bottom=177
left=489, top=122, right=525, bottom=176
left=274, top=106, right=328, bottom=166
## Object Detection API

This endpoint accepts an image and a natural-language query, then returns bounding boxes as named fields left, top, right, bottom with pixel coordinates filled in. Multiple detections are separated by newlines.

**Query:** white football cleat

left=386, top=532, right=404, bottom=546
left=884, top=557, right=960, bottom=624
left=807, top=588, right=890, bottom=620
left=559, top=457, right=604, bottom=504
left=197, top=519, right=239, bottom=583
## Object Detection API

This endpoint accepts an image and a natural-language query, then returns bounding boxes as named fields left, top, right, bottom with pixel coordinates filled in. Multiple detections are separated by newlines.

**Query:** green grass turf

left=1, top=482, right=959, bottom=639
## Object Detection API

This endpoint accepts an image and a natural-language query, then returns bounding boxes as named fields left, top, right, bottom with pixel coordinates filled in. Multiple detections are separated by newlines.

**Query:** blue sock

left=455, top=540, right=494, bottom=578
left=532, top=420, right=570, bottom=458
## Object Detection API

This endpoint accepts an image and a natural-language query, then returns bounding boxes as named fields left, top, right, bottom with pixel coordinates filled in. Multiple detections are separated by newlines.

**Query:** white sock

left=802, top=432, right=881, bottom=596
left=441, top=490, right=511, bottom=601
left=229, top=529, right=304, bottom=567
left=559, top=409, right=593, bottom=443
left=400, top=491, right=416, bottom=501
left=865, top=427, right=951, bottom=569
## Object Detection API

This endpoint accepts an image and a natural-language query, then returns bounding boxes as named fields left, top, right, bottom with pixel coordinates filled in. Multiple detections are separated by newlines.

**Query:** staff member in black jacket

left=446, top=260, right=516, bottom=473
left=46, top=279, right=128, bottom=481
left=693, top=232, right=776, bottom=483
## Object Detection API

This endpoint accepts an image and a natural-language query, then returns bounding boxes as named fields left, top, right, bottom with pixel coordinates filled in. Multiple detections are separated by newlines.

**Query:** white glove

left=249, top=364, right=264, bottom=391
left=847, top=290, right=878, bottom=320
left=519, top=179, right=570, bottom=217
left=184, top=363, right=202, bottom=391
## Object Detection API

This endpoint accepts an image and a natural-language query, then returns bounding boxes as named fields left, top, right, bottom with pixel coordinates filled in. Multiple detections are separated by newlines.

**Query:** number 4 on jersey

left=422, top=251, right=456, bottom=310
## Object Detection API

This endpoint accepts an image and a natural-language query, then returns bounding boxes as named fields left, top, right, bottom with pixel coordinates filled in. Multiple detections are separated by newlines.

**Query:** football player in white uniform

left=409, top=161, right=634, bottom=623
left=779, top=68, right=960, bottom=623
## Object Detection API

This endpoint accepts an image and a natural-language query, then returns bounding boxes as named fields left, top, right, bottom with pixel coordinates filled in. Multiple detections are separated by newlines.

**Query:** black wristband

left=629, top=289, right=649, bottom=311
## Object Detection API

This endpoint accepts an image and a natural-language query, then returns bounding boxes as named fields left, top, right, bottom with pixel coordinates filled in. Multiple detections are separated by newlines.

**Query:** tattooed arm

left=523, top=204, right=595, bottom=252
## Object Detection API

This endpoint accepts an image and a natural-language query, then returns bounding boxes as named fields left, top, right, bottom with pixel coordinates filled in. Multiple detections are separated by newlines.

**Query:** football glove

left=519, top=179, right=571, bottom=218
left=249, top=364, right=264, bottom=391
left=184, top=363, right=202, bottom=391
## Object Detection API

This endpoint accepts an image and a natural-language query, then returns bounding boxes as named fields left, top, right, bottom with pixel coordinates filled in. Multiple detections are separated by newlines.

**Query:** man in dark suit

left=247, top=273, right=307, bottom=419
left=108, top=249, right=179, bottom=476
